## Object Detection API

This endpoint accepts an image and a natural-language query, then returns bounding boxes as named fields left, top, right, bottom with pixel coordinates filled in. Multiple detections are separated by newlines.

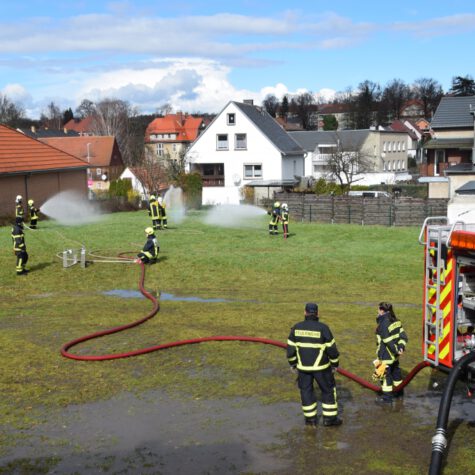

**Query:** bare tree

left=162, top=149, right=187, bottom=183
left=262, top=94, right=279, bottom=118
left=41, top=101, right=62, bottom=129
left=156, top=103, right=173, bottom=116
left=325, top=133, right=373, bottom=191
left=352, top=80, right=381, bottom=129
left=381, top=79, right=412, bottom=121
left=291, top=92, right=317, bottom=130
left=0, top=93, right=24, bottom=127
left=89, top=98, right=139, bottom=166
left=133, top=145, right=168, bottom=195
left=75, top=99, right=95, bottom=119
left=412, top=78, right=444, bottom=119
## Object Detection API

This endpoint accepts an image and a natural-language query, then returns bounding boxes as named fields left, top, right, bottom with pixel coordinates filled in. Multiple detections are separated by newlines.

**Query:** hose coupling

left=431, top=429, right=447, bottom=453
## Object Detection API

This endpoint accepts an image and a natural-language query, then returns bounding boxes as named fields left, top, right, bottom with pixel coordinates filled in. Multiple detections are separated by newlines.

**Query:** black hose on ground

left=428, top=350, right=475, bottom=475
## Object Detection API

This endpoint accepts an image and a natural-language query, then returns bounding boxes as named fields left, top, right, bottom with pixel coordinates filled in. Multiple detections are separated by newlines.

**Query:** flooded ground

left=2, top=379, right=475, bottom=475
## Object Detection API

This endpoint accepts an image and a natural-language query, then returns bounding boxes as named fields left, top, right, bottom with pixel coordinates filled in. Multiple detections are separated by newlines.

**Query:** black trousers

left=15, top=250, right=28, bottom=273
left=298, top=368, right=338, bottom=420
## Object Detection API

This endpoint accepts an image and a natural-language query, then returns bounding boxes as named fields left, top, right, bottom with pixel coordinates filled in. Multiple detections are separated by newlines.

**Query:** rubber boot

left=375, top=393, right=393, bottom=404
left=305, top=417, right=318, bottom=427
left=323, top=416, right=342, bottom=427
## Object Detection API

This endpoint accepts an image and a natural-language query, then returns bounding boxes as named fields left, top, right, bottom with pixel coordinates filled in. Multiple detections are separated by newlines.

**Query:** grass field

left=1, top=209, right=475, bottom=474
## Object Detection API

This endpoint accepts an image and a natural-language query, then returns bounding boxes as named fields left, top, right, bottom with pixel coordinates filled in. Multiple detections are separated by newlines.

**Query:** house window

left=235, top=133, right=247, bottom=150
left=96, top=168, right=102, bottom=176
left=383, top=141, right=387, bottom=152
left=157, top=143, right=164, bottom=156
left=227, top=113, right=236, bottom=125
left=402, top=142, right=406, bottom=151
left=397, top=160, right=400, bottom=170
left=244, top=164, right=262, bottom=179
left=172, top=143, right=177, bottom=152
left=397, top=142, right=401, bottom=152
left=217, top=134, right=229, bottom=150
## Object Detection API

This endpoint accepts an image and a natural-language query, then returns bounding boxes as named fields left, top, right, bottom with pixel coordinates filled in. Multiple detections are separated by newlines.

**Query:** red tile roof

left=39, top=136, right=122, bottom=167
left=0, top=124, right=88, bottom=174
left=145, top=113, right=203, bottom=142
left=64, top=116, right=95, bottom=133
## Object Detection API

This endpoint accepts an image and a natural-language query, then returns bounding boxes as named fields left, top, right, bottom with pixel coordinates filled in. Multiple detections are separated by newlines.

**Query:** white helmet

left=282, top=203, right=288, bottom=211
left=16, top=195, right=22, bottom=203
left=28, top=199, right=34, bottom=206
left=157, top=197, right=163, bottom=204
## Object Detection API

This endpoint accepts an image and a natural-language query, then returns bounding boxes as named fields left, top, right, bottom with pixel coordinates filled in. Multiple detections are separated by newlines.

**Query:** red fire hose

left=61, top=261, right=430, bottom=392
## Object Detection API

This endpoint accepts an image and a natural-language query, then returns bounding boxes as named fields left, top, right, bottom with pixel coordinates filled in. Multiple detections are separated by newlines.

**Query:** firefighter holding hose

left=287, top=303, right=342, bottom=427
left=28, top=199, right=40, bottom=229
left=373, top=302, right=408, bottom=403
left=15, top=195, right=24, bottom=225
left=281, top=203, right=289, bottom=238
left=268, top=201, right=281, bottom=235
left=157, top=196, right=168, bottom=229
left=136, top=227, right=159, bottom=264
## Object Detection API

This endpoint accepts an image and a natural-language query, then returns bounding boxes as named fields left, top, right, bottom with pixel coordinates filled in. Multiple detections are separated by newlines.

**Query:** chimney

left=243, top=99, right=254, bottom=105
left=177, top=111, right=184, bottom=125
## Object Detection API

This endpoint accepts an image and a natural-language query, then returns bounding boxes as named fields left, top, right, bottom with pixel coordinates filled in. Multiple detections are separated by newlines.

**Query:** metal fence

left=273, top=193, right=448, bottom=226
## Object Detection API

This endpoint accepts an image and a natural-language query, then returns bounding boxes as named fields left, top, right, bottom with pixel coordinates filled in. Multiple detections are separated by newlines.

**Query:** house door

left=435, top=150, right=446, bottom=176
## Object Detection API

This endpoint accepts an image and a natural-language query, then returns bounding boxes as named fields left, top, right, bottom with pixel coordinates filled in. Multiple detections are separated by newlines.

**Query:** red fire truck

left=419, top=217, right=475, bottom=372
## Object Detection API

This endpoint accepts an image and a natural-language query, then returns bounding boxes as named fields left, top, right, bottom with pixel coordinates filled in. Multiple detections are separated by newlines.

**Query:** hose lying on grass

left=61, top=261, right=429, bottom=392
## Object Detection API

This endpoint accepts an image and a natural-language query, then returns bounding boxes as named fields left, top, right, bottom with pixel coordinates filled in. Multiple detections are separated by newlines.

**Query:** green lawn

left=0, top=209, right=472, bottom=473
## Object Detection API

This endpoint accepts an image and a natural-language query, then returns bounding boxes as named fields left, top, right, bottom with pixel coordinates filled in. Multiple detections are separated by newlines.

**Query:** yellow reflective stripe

left=298, top=361, right=331, bottom=371
left=322, top=409, right=338, bottom=416
left=288, top=356, right=297, bottom=362
left=295, top=342, right=326, bottom=349
left=325, top=339, right=336, bottom=347
left=382, top=334, right=399, bottom=343
left=304, top=409, right=317, bottom=417
left=322, top=403, right=338, bottom=409
left=287, top=340, right=296, bottom=346
left=302, top=403, right=317, bottom=411
left=329, top=357, right=339, bottom=364
left=393, top=380, right=402, bottom=387
left=388, top=321, right=401, bottom=332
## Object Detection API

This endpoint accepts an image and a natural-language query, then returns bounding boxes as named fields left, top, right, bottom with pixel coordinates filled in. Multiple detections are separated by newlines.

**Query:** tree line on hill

left=1, top=74, right=474, bottom=168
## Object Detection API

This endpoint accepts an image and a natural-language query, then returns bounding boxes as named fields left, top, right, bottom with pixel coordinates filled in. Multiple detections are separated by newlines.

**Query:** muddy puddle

left=2, top=382, right=475, bottom=474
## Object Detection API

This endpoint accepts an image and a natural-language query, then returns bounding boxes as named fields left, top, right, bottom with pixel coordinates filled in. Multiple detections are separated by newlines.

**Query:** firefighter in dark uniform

left=11, top=220, right=29, bottom=275
left=268, top=201, right=281, bottom=235
left=136, top=227, right=159, bottom=264
left=157, top=196, right=168, bottom=229
left=373, top=302, right=408, bottom=403
left=287, top=303, right=342, bottom=427
left=15, top=195, right=24, bottom=225
left=28, top=199, right=40, bottom=229
left=148, top=195, right=160, bottom=231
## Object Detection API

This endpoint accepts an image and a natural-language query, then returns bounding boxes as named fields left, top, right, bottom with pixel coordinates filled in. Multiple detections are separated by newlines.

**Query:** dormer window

left=227, top=113, right=236, bottom=125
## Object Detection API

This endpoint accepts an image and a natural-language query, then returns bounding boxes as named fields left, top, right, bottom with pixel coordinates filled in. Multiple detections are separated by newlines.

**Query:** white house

left=289, top=129, right=411, bottom=186
left=185, top=100, right=305, bottom=205
left=120, top=167, right=148, bottom=200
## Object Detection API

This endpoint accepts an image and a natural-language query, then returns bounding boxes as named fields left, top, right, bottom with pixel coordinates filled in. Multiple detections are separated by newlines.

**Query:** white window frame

left=243, top=163, right=262, bottom=179
left=157, top=143, right=164, bottom=157
left=217, top=134, right=229, bottom=150
left=96, top=167, right=102, bottom=176
left=227, top=113, right=236, bottom=125
left=235, top=133, right=247, bottom=150
left=435, top=150, right=445, bottom=176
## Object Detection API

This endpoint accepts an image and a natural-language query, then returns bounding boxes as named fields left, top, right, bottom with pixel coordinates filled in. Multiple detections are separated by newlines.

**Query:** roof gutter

left=0, top=166, right=88, bottom=177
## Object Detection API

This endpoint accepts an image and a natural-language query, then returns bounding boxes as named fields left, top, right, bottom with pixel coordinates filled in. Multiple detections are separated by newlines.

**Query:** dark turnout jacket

left=376, top=312, right=408, bottom=364
left=287, top=316, right=339, bottom=372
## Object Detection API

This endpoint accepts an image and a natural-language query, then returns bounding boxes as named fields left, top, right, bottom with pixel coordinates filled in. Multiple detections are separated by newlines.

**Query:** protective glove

left=331, top=366, right=338, bottom=374
left=134, top=258, right=142, bottom=264
left=290, top=366, right=298, bottom=374
left=373, top=359, right=382, bottom=368
left=372, top=362, right=387, bottom=381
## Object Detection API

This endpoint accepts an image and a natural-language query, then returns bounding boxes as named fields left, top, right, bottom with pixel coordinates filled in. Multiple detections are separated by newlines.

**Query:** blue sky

left=1, top=1, right=474, bottom=118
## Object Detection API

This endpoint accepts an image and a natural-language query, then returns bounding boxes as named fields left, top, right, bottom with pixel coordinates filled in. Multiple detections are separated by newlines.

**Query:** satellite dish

left=232, top=174, right=241, bottom=185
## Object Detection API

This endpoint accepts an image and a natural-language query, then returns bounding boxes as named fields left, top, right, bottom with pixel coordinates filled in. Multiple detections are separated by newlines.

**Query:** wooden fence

left=273, top=193, right=448, bottom=226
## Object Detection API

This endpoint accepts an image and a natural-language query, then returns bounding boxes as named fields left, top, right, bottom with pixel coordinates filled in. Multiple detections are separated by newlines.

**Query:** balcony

left=202, top=176, right=225, bottom=187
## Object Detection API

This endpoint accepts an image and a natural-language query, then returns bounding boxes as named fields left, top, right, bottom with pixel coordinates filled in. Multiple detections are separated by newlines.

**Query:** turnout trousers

left=15, top=250, right=28, bottom=274
left=381, top=359, right=403, bottom=396
left=298, top=368, right=338, bottom=422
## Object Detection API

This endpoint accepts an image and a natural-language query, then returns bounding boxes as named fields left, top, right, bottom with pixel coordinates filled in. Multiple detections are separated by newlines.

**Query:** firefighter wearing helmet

left=28, top=199, right=40, bottom=229
left=268, top=201, right=281, bottom=235
left=15, top=195, right=24, bottom=225
left=11, top=219, right=29, bottom=275
left=157, top=196, right=168, bottom=229
left=148, top=194, right=160, bottom=231
left=136, top=227, right=159, bottom=264
left=281, top=203, right=289, bottom=237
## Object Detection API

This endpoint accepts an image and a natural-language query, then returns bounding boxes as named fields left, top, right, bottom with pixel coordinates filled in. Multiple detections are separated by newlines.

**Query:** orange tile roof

left=0, top=124, right=88, bottom=174
left=39, top=136, right=123, bottom=167
left=64, top=116, right=95, bottom=133
left=145, top=113, right=203, bottom=142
